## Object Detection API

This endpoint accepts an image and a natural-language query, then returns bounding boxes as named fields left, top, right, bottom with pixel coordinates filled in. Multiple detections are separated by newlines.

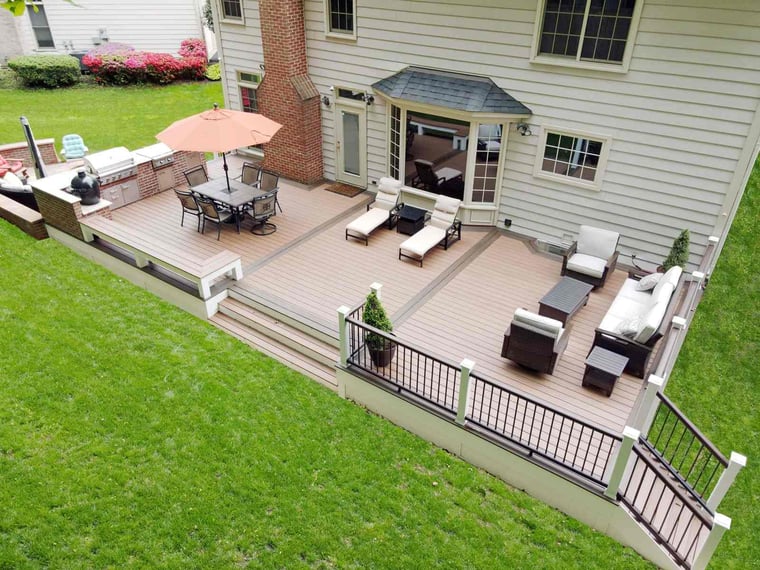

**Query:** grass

left=0, top=81, right=756, bottom=567
left=665, top=163, right=759, bottom=569
left=0, top=77, right=224, bottom=153
left=0, top=222, right=653, bottom=568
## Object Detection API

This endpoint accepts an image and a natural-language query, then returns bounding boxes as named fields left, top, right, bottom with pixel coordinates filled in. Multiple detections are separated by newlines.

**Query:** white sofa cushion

left=636, top=272, right=662, bottom=291
left=577, top=225, right=619, bottom=260
left=634, top=301, right=669, bottom=343
left=661, top=265, right=683, bottom=288
left=514, top=308, right=563, bottom=336
left=566, top=253, right=607, bottom=278
left=346, top=208, right=391, bottom=238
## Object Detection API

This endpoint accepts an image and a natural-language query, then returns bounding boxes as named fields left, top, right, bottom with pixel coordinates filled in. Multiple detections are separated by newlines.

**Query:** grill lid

left=84, top=146, right=134, bottom=175
left=134, top=142, right=173, bottom=161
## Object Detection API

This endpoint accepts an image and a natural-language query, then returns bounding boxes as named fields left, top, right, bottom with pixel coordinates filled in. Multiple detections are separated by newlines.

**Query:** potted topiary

left=363, top=290, right=396, bottom=367
left=662, top=229, right=690, bottom=271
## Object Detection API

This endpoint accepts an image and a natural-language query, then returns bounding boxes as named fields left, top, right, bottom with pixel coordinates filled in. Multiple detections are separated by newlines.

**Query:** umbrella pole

left=222, top=152, right=232, bottom=192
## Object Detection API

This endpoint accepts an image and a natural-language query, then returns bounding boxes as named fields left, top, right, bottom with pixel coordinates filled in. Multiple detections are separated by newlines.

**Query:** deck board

left=109, top=154, right=645, bottom=436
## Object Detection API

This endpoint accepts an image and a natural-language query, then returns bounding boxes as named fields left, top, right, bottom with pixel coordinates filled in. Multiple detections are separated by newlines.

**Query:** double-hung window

left=532, top=0, right=641, bottom=71
left=534, top=127, right=611, bottom=190
left=325, top=0, right=356, bottom=39
left=220, top=0, right=244, bottom=23
left=238, top=71, right=263, bottom=151
left=26, top=1, right=54, bottom=49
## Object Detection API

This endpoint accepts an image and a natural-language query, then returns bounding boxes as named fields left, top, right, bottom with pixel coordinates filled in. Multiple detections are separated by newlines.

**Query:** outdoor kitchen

left=30, top=143, right=203, bottom=241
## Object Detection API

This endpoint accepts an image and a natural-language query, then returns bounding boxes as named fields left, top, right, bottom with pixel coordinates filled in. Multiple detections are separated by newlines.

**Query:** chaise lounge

left=345, top=177, right=403, bottom=245
left=398, top=195, right=461, bottom=267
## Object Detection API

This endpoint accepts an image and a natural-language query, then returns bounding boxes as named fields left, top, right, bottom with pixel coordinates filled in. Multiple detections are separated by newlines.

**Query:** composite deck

left=109, top=154, right=644, bottom=435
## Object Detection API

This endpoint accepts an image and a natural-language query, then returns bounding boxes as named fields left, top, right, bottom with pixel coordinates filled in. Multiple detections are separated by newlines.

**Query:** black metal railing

left=646, top=393, right=729, bottom=505
left=468, top=373, right=622, bottom=485
left=346, top=303, right=459, bottom=413
left=620, top=443, right=714, bottom=569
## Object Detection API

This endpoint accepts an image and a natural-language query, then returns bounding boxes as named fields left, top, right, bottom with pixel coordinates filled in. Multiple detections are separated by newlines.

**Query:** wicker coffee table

left=538, top=277, right=594, bottom=325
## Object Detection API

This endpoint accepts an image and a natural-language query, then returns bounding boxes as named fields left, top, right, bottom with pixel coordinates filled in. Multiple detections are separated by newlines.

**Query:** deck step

left=210, top=312, right=338, bottom=389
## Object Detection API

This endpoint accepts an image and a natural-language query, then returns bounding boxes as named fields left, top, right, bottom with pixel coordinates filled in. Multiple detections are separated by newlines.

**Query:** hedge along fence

left=82, top=39, right=208, bottom=86
left=6, top=55, right=80, bottom=88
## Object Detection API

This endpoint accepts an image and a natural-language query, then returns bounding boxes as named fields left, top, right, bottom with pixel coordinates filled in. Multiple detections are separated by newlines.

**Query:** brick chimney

left=258, top=0, right=323, bottom=184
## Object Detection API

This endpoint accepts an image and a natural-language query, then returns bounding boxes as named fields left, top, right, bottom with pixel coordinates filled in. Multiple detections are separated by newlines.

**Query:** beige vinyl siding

left=223, top=0, right=760, bottom=268
left=215, top=1, right=263, bottom=112
left=38, top=0, right=203, bottom=55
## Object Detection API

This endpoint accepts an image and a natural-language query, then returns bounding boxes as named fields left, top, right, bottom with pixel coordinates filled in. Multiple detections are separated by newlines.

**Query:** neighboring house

left=209, top=0, right=760, bottom=270
left=0, top=0, right=211, bottom=63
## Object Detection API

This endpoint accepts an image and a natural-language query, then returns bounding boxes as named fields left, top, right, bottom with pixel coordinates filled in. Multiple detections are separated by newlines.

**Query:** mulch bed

left=324, top=183, right=366, bottom=198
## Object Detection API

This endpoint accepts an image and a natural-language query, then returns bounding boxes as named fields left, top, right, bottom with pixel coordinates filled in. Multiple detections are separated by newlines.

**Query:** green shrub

left=663, top=229, right=690, bottom=270
left=7, top=54, right=80, bottom=88
left=204, top=63, right=221, bottom=81
left=363, top=291, right=393, bottom=349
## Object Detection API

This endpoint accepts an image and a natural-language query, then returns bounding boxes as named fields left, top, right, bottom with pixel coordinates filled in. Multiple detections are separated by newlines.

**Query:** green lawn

left=0, top=80, right=224, bottom=154
left=0, top=82, right=757, bottom=568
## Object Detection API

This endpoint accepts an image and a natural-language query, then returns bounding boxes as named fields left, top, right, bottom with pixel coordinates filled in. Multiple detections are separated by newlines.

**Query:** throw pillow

left=636, top=272, right=662, bottom=291
left=615, top=318, right=640, bottom=338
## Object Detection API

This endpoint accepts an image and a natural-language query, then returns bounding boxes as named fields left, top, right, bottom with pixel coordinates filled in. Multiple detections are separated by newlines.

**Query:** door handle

left=337, top=141, right=341, bottom=149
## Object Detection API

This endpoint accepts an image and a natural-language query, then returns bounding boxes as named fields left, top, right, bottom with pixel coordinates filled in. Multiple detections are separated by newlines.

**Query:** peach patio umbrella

left=156, top=103, right=282, bottom=192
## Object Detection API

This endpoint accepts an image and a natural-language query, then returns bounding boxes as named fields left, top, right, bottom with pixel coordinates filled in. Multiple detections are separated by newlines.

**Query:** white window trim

left=324, top=0, right=357, bottom=41
left=219, top=0, right=245, bottom=25
left=533, top=125, right=612, bottom=192
left=529, top=0, right=644, bottom=74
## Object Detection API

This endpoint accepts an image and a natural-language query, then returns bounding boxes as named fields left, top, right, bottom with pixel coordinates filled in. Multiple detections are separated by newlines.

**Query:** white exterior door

left=335, top=102, right=366, bottom=187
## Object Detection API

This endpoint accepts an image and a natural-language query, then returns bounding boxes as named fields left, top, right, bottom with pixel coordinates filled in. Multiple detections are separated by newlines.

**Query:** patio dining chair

left=257, top=169, right=282, bottom=213
left=241, top=162, right=262, bottom=186
left=247, top=190, right=278, bottom=235
left=411, top=159, right=464, bottom=199
left=174, top=189, right=202, bottom=231
left=196, top=195, right=235, bottom=240
left=61, top=134, right=89, bottom=161
left=183, top=164, right=209, bottom=188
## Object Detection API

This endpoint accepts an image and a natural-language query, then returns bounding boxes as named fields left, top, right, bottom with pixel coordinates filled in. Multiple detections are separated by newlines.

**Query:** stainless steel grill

left=83, top=146, right=137, bottom=185
left=134, top=142, right=175, bottom=169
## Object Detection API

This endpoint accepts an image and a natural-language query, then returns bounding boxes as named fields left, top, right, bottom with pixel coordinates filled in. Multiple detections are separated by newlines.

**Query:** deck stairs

left=209, top=292, right=340, bottom=390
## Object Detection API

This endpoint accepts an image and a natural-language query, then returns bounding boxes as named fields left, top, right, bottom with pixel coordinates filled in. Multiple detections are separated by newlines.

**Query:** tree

left=663, top=229, right=690, bottom=271
left=1, top=0, right=76, bottom=16
left=202, top=0, right=214, bottom=32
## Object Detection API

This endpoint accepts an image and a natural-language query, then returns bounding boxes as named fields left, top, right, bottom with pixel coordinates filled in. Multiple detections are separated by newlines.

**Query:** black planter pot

left=368, top=342, right=396, bottom=367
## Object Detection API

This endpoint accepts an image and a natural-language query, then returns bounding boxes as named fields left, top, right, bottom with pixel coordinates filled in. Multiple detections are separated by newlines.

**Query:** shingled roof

left=372, top=67, right=531, bottom=115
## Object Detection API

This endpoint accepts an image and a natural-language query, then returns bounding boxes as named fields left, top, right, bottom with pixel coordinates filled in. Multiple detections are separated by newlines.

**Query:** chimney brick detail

left=258, top=0, right=323, bottom=185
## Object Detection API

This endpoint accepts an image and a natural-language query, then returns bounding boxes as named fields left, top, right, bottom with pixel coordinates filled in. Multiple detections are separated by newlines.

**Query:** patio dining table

left=192, top=177, right=269, bottom=232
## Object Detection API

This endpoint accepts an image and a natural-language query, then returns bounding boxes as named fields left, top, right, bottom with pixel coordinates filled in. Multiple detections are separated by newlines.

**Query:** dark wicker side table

left=396, top=205, right=427, bottom=235
left=583, top=346, right=629, bottom=397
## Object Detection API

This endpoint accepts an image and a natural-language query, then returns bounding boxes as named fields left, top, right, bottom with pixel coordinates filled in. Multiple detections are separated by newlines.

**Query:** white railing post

left=337, top=305, right=350, bottom=367
left=691, top=513, right=731, bottom=570
left=456, top=358, right=475, bottom=425
left=370, top=281, right=382, bottom=300
left=629, top=375, right=663, bottom=436
left=605, top=426, right=640, bottom=499
left=706, top=452, right=747, bottom=512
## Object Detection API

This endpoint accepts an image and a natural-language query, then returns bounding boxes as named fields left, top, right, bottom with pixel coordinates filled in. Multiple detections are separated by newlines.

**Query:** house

left=0, top=0, right=213, bottom=63
left=208, top=0, right=760, bottom=272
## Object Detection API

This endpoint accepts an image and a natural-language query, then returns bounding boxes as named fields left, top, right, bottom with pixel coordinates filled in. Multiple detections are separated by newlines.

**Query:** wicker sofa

left=591, top=266, right=684, bottom=378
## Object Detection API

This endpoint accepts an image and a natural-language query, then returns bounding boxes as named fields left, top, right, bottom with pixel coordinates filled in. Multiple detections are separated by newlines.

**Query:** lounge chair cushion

left=346, top=208, right=392, bottom=239
left=577, top=225, right=619, bottom=260
left=514, top=308, right=563, bottom=336
left=428, top=195, right=460, bottom=230
left=399, top=225, right=446, bottom=260
left=636, top=272, right=662, bottom=291
left=2, top=172, right=25, bottom=189
left=566, top=253, right=608, bottom=278
left=374, top=177, right=402, bottom=210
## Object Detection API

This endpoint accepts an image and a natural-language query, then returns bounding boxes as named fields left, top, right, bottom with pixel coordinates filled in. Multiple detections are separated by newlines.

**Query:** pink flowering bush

left=82, top=39, right=207, bottom=85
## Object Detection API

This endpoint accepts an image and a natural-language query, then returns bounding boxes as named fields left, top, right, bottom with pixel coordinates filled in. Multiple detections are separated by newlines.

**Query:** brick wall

left=33, top=188, right=87, bottom=240
left=0, top=195, right=48, bottom=240
left=137, top=150, right=203, bottom=198
left=258, top=0, right=324, bottom=185
left=0, top=139, right=60, bottom=169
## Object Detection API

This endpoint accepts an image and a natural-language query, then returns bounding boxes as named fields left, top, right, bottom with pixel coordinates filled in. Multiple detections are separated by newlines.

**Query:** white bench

left=80, top=216, right=243, bottom=299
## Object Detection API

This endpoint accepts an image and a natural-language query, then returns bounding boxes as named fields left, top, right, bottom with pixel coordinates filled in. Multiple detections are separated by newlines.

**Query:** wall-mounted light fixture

left=321, top=95, right=331, bottom=107
left=362, top=94, right=375, bottom=106
left=516, top=123, right=532, bottom=136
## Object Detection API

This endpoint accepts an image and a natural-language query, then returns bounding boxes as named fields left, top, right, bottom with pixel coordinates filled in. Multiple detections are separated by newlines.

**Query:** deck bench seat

left=80, top=215, right=242, bottom=299
left=592, top=266, right=684, bottom=378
